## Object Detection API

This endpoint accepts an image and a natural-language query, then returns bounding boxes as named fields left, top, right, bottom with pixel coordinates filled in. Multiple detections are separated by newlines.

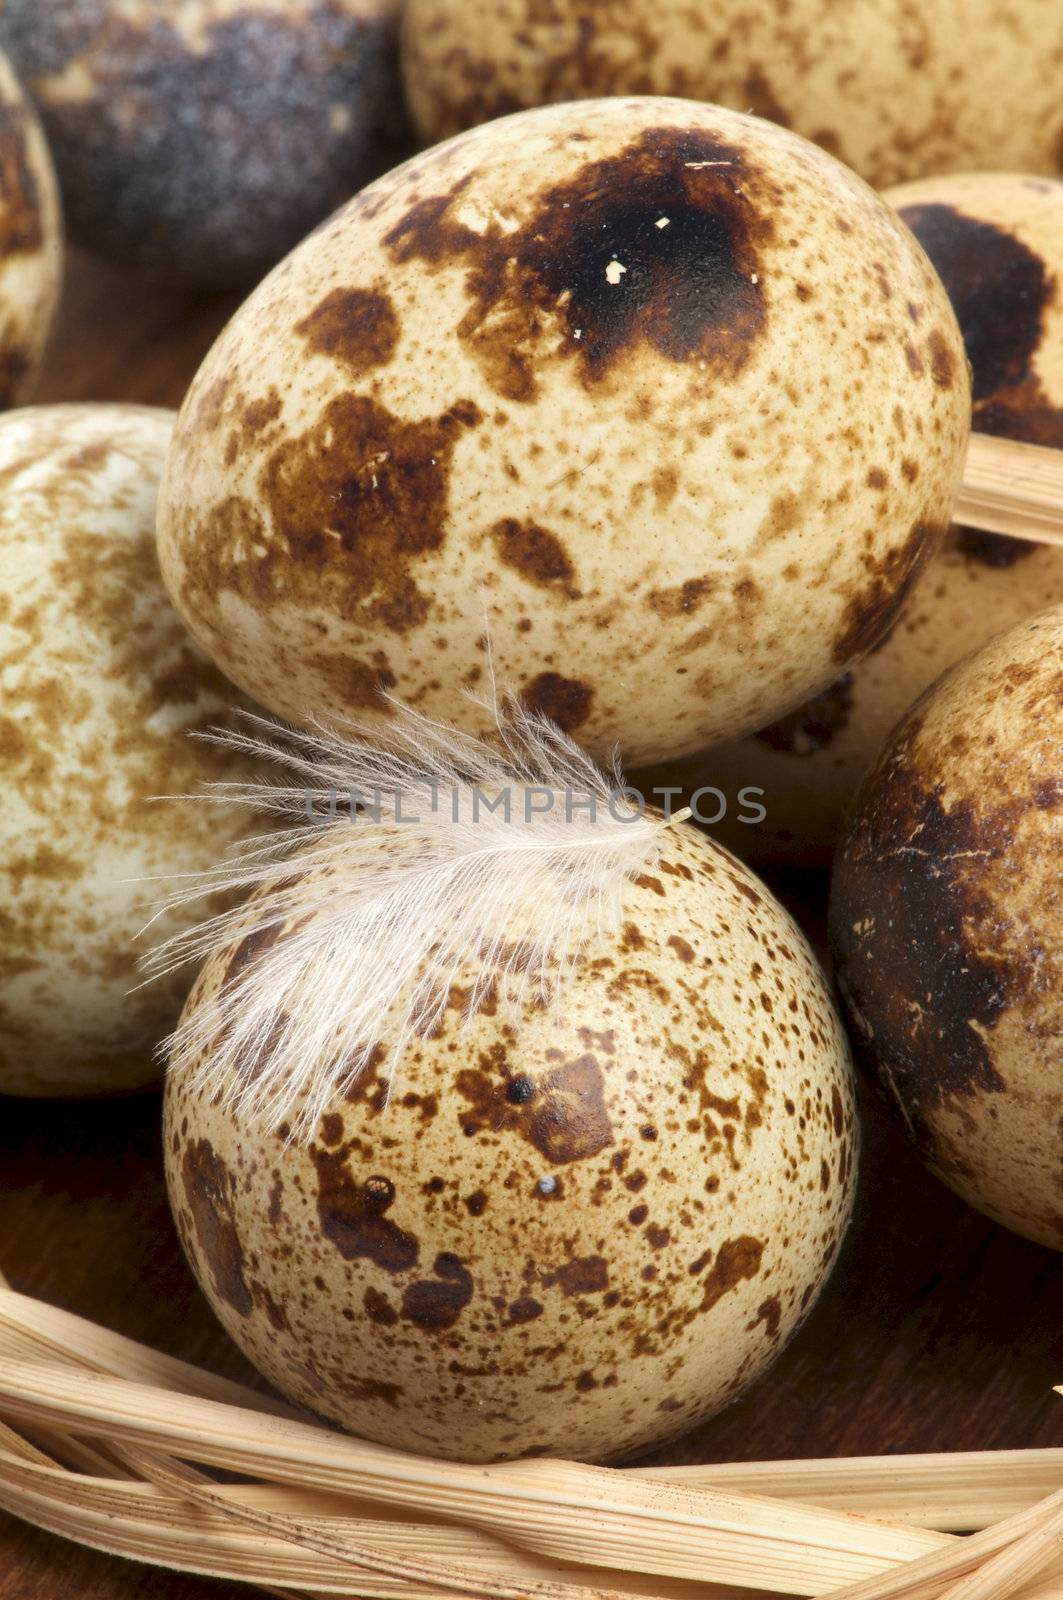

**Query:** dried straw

left=0, top=1275, right=1060, bottom=1600
left=957, top=432, right=1063, bottom=549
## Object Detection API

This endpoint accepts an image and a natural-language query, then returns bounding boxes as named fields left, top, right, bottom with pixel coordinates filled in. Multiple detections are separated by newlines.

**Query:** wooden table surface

left=1, top=254, right=1062, bottom=1600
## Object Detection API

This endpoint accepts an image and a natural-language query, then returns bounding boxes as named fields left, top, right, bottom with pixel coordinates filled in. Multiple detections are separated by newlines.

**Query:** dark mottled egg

left=0, top=0, right=406, bottom=285
left=0, top=406, right=258, bottom=1097
left=401, top=0, right=1063, bottom=190
left=638, top=171, right=1063, bottom=866
left=156, top=97, right=969, bottom=766
left=0, top=50, right=61, bottom=403
left=165, top=821, right=857, bottom=1461
left=831, top=606, right=1063, bottom=1252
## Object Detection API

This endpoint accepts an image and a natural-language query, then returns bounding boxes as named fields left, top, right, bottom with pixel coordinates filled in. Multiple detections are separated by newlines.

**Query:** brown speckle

left=489, top=518, right=578, bottom=596
left=546, top=1255, right=610, bottom=1296
left=509, top=1295, right=544, bottom=1324
left=402, top=1252, right=473, bottom=1330
left=521, top=672, right=594, bottom=732
left=698, top=1235, right=765, bottom=1312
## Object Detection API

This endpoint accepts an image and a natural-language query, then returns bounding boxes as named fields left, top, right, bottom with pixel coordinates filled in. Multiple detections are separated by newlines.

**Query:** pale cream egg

left=167, top=819, right=858, bottom=1462
left=155, top=97, right=970, bottom=767
left=0, top=404, right=257, bottom=1097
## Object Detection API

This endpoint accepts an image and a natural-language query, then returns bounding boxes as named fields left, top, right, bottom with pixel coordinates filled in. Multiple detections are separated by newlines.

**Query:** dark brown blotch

left=749, top=1294, right=782, bottom=1339
left=955, top=526, right=1038, bottom=568
left=756, top=673, right=854, bottom=756
left=545, top=1255, right=610, bottom=1297
left=402, top=1252, right=473, bottom=1330
left=340, top=1375, right=405, bottom=1409
left=698, top=1235, right=764, bottom=1312
left=899, top=201, right=1063, bottom=446
left=364, top=1286, right=399, bottom=1326
left=489, top=518, right=579, bottom=597
left=310, top=1150, right=419, bottom=1273
left=832, top=521, right=942, bottom=664
left=384, top=127, right=774, bottom=399
left=180, top=394, right=483, bottom=640
left=645, top=577, right=715, bottom=618
left=180, top=1139, right=252, bottom=1318
left=8, top=3, right=407, bottom=283
left=508, top=1295, right=543, bottom=1324
left=297, top=287, right=400, bottom=377
left=521, top=671, right=593, bottom=732
left=223, top=920, right=283, bottom=989
left=242, top=389, right=283, bottom=434
left=456, top=1051, right=613, bottom=1165
left=831, top=734, right=1018, bottom=1133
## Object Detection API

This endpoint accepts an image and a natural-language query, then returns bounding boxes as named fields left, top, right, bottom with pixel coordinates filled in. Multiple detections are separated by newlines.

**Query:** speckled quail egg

left=0, top=0, right=407, bottom=285
left=0, top=405, right=259, bottom=1098
left=831, top=605, right=1063, bottom=1252
left=401, top=0, right=1063, bottom=191
left=165, top=819, right=858, bottom=1462
left=155, top=97, right=970, bottom=767
left=0, top=49, right=61, bottom=405
left=637, top=172, right=1063, bottom=867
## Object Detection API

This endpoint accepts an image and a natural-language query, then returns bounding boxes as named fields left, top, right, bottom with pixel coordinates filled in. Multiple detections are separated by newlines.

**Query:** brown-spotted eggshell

left=156, top=97, right=970, bottom=767
left=0, top=0, right=407, bottom=285
left=165, top=820, right=858, bottom=1461
left=831, top=606, right=1063, bottom=1251
left=0, top=405, right=259, bottom=1098
left=401, top=0, right=1063, bottom=190
left=640, top=172, right=1063, bottom=866
left=0, top=49, right=61, bottom=404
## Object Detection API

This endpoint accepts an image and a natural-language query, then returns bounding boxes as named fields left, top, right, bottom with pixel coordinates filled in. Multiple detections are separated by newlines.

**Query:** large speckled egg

left=156, top=97, right=970, bottom=767
left=401, top=0, right=1063, bottom=190
left=831, top=606, right=1063, bottom=1252
left=0, top=50, right=61, bottom=404
left=637, top=171, right=1063, bottom=866
left=165, top=821, right=858, bottom=1462
left=0, top=405, right=259, bottom=1099
left=0, top=0, right=407, bottom=285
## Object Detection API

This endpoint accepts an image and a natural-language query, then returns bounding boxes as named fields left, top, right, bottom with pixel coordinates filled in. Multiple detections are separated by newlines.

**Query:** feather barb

left=146, top=694, right=683, bottom=1140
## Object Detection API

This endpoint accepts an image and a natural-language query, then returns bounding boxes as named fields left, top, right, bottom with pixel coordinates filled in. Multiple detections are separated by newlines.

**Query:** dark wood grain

left=32, top=249, right=239, bottom=411
left=1, top=257, right=1061, bottom=1600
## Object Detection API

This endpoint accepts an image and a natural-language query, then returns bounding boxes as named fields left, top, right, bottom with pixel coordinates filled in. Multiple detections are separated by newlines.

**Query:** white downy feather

left=146, top=693, right=685, bottom=1141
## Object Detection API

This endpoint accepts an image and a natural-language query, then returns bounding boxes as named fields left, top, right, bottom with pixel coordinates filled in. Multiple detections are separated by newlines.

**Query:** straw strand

left=0, top=1273, right=1060, bottom=1600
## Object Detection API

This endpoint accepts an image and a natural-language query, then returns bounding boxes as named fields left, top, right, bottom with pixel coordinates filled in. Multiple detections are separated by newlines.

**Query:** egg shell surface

left=831, top=605, right=1063, bottom=1251
left=0, top=49, right=61, bottom=404
left=638, top=171, right=1063, bottom=866
left=0, top=405, right=258, bottom=1097
left=165, top=820, right=858, bottom=1462
left=401, top=0, right=1063, bottom=190
left=156, top=96, right=970, bottom=767
left=0, top=0, right=406, bottom=285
